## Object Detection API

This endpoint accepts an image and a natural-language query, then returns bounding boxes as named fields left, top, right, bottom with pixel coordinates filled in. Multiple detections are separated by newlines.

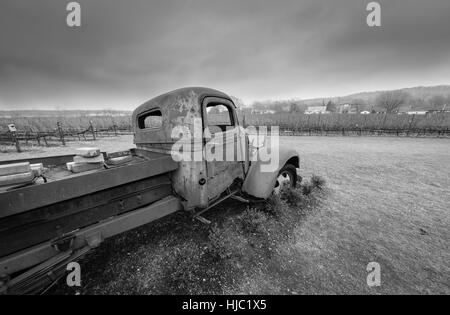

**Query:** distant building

left=427, top=104, right=450, bottom=114
left=336, top=103, right=349, bottom=113
left=305, top=106, right=327, bottom=114
left=406, top=111, right=427, bottom=115
left=337, top=103, right=360, bottom=114
left=251, top=109, right=276, bottom=114
left=401, top=104, right=450, bottom=115
left=348, top=107, right=358, bottom=114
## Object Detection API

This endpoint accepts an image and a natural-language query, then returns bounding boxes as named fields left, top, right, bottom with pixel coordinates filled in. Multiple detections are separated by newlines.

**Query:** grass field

left=2, top=135, right=448, bottom=294
left=242, top=136, right=450, bottom=294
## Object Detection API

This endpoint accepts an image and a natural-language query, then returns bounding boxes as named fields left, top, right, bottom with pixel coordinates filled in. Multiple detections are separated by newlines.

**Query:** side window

left=205, top=103, right=234, bottom=133
left=138, top=109, right=162, bottom=129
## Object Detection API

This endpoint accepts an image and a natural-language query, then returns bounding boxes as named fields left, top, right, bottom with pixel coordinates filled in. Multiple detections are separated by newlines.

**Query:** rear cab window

left=138, top=109, right=162, bottom=129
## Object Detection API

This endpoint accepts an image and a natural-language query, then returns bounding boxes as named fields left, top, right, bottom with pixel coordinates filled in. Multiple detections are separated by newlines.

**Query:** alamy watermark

left=169, top=120, right=280, bottom=173
left=366, top=2, right=381, bottom=27
left=66, top=2, right=382, bottom=28
left=366, top=262, right=381, bottom=287
left=66, top=2, right=81, bottom=27
left=66, top=262, right=81, bottom=287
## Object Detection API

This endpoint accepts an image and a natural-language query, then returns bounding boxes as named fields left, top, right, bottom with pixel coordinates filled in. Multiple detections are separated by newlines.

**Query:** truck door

left=202, top=97, right=246, bottom=201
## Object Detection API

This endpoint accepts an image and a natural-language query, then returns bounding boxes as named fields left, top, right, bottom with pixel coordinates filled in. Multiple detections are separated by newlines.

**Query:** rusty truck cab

left=132, top=87, right=247, bottom=210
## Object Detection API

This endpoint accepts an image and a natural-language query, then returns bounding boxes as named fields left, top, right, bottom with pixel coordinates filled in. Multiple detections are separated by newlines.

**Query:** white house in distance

left=251, top=109, right=276, bottom=114
left=305, top=106, right=328, bottom=114
left=337, top=103, right=359, bottom=114
left=406, top=111, right=427, bottom=115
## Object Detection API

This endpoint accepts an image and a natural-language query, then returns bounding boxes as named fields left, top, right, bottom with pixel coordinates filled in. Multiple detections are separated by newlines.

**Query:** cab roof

left=132, top=87, right=234, bottom=120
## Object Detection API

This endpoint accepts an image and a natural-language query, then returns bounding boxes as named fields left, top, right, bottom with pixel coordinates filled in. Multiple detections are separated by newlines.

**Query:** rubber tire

left=275, top=164, right=297, bottom=191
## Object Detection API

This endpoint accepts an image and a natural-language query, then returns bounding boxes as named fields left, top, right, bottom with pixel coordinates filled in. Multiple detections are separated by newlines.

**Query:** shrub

left=262, top=194, right=283, bottom=217
left=302, top=183, right=313, bottom=195
left=280, top=187, right=305, bottom=206
left=310, top=175, right=326, bottom=189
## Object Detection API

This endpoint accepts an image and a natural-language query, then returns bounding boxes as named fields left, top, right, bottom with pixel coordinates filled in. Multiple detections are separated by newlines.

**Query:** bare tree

left=289, top=102, right=303, bottom=113
left=326, top=100, right=336, bottom=113
left=375, top=90, right=409, bottom=113
left=230, top=95, right=245, bottom=110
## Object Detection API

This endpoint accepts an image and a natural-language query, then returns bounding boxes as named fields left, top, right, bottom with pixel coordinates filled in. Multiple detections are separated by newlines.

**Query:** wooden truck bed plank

left=0, top=176, right=172, bottom=257
left=0, top=154, right=178, bottom=219
left=0, top=175, right=168, bottom=232
left=0, top=196, right=182, bottom=275
left=0, top=154, right=76, bottom=168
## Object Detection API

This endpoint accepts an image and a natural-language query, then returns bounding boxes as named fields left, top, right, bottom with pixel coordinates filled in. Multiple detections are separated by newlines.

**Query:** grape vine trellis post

left=57, top=122, right=66, bottom=145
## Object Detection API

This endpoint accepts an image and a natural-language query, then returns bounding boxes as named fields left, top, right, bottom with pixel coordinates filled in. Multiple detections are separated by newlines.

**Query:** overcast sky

left=1, top=0, right=450, bottom=110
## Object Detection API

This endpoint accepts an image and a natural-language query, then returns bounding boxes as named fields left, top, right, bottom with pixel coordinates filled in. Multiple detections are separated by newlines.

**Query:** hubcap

left=273, top=171, right=292, bottom=194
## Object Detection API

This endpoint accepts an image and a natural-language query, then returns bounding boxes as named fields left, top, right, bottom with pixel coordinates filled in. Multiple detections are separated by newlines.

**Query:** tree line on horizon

left=244, top=86, right=450, bottom=114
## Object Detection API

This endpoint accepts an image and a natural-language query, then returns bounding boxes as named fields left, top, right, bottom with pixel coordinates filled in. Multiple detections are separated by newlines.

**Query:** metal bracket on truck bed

left=51, top=234, right=75, bottom=252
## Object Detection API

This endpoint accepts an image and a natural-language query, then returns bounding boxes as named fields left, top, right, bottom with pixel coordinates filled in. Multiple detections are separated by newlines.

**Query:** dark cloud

left=0, top=0, right=449, bottom=109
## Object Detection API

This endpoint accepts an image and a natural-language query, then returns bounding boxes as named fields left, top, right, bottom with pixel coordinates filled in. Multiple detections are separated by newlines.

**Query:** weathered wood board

left=0, top=162, right=30, bottom=176
left=73, top=155, right=105, bottom=164
left=67, top=162, right=103, bottom=173
left=75, top=147, right=101, bottom=157
left=107, top=155, right=133, bottom=165
left=0, top=172, right=34, bottom=187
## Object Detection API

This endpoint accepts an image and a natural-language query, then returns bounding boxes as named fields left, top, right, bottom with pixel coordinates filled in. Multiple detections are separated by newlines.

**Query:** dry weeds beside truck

left=0, top=87, right=300, bottom=294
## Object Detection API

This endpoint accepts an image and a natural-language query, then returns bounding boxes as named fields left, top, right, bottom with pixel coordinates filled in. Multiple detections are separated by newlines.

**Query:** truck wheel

left=273, top=164, right=297, bottom=195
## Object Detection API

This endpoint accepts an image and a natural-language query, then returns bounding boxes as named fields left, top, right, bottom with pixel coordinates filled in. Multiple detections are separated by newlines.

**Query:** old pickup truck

left=0, top=87, right=300, bottom=294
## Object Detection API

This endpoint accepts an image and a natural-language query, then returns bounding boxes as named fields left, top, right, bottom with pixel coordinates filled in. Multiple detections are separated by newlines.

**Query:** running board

left=230, top=195, right=250, bottom=203
left=194, top=216, right=211, bottom=225
left=193, top=188, right=250, bottom=223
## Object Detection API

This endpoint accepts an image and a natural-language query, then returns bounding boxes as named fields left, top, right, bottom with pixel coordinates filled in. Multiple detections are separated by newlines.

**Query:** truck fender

left=242, top=146, right=300, bottom=199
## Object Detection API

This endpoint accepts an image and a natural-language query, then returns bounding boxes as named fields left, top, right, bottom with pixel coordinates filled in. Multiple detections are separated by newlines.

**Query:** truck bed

left=0, top=149, right=178, bottom=258
left=0, top=154, right=148, bottom=194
